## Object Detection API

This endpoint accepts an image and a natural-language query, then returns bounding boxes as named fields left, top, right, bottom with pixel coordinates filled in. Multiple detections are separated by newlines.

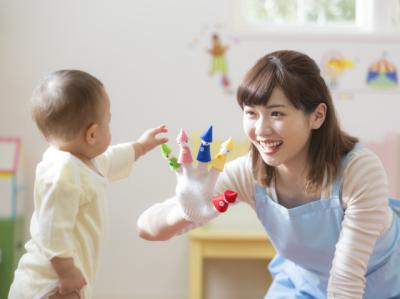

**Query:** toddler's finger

left=156, top=137, right=169, bottom=145
left=155, top=124, right=168, bottom=134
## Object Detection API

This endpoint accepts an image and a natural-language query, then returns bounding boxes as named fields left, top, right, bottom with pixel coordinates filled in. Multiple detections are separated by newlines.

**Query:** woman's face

left=242, top=88, right=315, bottom=171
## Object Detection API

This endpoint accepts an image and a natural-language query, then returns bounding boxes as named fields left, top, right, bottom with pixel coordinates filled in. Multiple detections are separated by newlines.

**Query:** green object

left=168, top=157, right=181, bottom=171
left=0, top=217, right=24, bottom=298
left=160, top=144, right=172, bottom=158
left=160, top=144, right=181, bottom=171
left=210, top=56, right=228, bottom=76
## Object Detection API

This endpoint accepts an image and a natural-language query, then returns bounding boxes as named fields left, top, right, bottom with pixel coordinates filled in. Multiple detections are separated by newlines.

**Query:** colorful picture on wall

left=0, top=136, right=23, bottom=218
left=207, top=33, right=232, bottom=93
left=188, top=23, right=238, bottom=94
left=0, top=137, right=21, bottom=175
left=366, top=55, right=398, bottom=88
left=321, top=51, right=355, bottom=90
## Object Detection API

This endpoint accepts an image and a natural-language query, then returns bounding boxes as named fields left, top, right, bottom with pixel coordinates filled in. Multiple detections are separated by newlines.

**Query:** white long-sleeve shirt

left=138, top=146, right=392, bottom=299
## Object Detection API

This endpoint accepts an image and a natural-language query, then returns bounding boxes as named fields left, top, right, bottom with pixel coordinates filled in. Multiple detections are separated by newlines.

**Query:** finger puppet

left=210, top=138, right=233, bottom=171
left=160, top=143, right=181, bottom=171
left=212, top=189, right=238, bottom=213
left=196, top=126, right=213, bottom=163
left=177, top=129, right=193, bottom=164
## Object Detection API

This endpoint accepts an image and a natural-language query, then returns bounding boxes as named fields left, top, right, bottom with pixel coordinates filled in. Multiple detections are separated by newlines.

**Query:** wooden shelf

left=188, top=228, right=275, bottom=299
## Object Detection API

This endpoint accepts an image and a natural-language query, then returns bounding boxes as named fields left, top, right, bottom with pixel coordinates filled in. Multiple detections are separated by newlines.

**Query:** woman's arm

left=137, top=155, right=256, bottom=240
left=137, top=197, right=203, bottom=240
left=327, top=148, right=392, bottom=298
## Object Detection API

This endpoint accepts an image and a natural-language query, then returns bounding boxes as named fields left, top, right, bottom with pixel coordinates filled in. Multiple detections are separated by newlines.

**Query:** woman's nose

left=255, top=117, right=272, bottom=136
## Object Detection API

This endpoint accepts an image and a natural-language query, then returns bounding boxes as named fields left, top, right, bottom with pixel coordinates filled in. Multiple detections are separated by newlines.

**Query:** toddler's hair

left=32, top=70, right=105, bottom=140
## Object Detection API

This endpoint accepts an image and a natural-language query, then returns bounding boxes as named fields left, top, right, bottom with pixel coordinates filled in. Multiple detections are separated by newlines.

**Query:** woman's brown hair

left=237, top=50, right=358, bottom=193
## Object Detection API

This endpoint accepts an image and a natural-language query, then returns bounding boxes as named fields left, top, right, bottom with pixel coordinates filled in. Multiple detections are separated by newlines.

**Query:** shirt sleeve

left=327, top=148, right=392, bottom=298
left=34, top=179, right=81, bottom=259
left=93, top=143, right=135, bottom=181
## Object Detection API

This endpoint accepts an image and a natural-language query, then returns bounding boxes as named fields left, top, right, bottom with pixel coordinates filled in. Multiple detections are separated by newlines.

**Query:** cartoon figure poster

left=366, top=55, right=398, bottom=88
left=188, top=23, right=238, bottom=94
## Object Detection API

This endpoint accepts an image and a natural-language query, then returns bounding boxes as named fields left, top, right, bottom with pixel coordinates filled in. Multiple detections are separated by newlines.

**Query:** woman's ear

left=85, top=123, right=99, bottom=145
left=310, top=103, right=327, bottom=130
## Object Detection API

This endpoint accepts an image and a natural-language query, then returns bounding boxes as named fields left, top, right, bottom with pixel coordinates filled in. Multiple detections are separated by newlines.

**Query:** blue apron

left=255, top=148, right=400, bottom=299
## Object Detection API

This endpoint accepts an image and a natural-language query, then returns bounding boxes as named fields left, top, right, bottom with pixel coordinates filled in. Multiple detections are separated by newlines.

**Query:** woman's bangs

left=237, top=72, right=277, bottom=108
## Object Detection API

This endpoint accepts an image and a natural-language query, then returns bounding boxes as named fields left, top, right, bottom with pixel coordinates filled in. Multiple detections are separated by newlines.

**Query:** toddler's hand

left=137, top=124, right=168, bottom=155
left=57, top=266, right=86, bottom=295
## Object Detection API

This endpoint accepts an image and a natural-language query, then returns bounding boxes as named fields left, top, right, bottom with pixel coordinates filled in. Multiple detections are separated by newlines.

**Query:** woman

left=137, top=50, right=400, bottom=299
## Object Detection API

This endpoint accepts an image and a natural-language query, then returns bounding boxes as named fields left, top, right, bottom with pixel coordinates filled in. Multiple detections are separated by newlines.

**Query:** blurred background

left=0, top=0, right=399, bottom=298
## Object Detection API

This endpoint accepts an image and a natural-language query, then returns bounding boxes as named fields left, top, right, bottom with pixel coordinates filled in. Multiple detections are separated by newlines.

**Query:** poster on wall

left=321, top=50, right=355, bottom=91
left=188, top=23, right=239, bottom=94
left=320, top=50, right=399, bottom=100
left=366, top=54, right=398, bottom=89
left=0, top=137, right=22, bottom=218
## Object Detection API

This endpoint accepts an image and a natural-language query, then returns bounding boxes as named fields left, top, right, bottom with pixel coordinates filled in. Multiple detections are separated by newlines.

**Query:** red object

left=212, top=189, right=238, bottom=213
left=222, top=76, right=230, bottom=88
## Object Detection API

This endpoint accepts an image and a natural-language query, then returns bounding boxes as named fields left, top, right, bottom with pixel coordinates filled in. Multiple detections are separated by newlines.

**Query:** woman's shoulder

left=343, top=145, right=385, bottom=174
left=225, top=153, right=252, bottom=171
left=223, top=154, right=254, bottom=184
left=341, top=144, right=388, bottom=207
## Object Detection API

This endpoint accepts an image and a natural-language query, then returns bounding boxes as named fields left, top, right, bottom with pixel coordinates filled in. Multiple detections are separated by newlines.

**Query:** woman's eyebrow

left=265, top=104, right=286, bottom=109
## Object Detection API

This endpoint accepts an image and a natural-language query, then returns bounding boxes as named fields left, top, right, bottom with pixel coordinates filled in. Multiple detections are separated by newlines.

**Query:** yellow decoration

left=210, top=138, right=233, bottom=171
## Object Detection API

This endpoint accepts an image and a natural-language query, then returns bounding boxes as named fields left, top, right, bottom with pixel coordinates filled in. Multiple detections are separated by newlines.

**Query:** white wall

left=1, top=1, right=399, bottom=298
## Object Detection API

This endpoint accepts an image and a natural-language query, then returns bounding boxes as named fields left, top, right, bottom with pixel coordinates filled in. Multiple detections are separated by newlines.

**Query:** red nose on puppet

left=212, top=189, right=238, bottom=213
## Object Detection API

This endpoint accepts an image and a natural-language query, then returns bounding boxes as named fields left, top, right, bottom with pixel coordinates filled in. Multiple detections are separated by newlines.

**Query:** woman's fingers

left=162, top=126, right=232, bottom=177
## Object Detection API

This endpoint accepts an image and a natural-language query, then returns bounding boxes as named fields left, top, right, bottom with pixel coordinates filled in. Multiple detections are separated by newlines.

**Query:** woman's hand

left=162, top=127, right=237, bottom=223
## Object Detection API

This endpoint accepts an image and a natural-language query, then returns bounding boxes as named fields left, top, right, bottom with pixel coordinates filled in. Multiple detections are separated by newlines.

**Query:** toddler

left=9, top=70, right=167, bottom=299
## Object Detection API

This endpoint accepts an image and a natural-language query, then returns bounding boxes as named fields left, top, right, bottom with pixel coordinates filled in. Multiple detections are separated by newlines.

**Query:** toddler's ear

left=310, top=103, right=327, bottom=130
left=85, top=123, right=99, bottom=145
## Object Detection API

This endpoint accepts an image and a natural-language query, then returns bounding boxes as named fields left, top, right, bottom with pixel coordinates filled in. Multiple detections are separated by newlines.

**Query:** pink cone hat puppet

left=177, top=129, right=193, bottom=164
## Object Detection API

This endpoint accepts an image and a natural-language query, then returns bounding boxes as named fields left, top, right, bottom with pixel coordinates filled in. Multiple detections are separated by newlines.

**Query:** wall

left=0, top=1, right=399, bottom=298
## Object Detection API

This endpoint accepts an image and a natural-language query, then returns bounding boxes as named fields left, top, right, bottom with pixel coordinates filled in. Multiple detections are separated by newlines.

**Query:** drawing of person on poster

left=208, top=33, right=231, bottom=92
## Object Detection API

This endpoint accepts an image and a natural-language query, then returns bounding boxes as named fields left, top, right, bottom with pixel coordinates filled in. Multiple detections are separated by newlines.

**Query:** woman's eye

left=245, top=110, right=256, bottom=117
left=271, top=111, right=283, bottom=117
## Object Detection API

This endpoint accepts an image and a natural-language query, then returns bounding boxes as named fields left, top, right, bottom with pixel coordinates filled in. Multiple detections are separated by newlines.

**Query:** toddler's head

left=32, top=70, right=111, bottom=158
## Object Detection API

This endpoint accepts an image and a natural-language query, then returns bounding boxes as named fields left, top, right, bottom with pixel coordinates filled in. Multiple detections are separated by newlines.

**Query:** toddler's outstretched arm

left=133, top=124, right=168, bottom=161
